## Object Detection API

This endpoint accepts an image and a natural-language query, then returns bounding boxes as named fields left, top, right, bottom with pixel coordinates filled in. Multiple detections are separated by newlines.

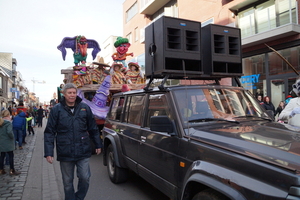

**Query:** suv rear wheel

left=106, top=144, right=128, bottom=183
left=192, top=189, right=229, bottom=200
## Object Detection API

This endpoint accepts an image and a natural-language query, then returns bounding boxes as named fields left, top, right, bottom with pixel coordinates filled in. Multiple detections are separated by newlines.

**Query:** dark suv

left=102, top=80, right=300, bottom=200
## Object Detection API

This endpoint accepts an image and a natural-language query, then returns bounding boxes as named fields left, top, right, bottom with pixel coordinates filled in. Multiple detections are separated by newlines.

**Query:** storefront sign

left=10, top=88, right=17, bottom=92
left=240, top=74, right=260, bottom=90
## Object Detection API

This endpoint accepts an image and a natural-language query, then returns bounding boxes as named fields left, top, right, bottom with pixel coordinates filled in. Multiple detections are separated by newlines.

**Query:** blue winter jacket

left=44, top=96, right=102, bottom=162
left=12, top=112, right=27, bottom=130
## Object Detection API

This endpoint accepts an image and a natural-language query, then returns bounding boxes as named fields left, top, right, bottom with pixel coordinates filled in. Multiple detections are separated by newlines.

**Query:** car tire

left=106, top=144, right=128, bottom=183
left=192, top=189, right=229, bottom=200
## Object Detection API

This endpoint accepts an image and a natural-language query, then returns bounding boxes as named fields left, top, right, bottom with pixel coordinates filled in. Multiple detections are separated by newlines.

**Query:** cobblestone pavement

left=0, top=132, right=36, bottom=200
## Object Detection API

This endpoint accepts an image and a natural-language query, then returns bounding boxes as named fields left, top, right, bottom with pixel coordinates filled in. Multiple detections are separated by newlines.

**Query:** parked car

left=102, top=81, right=300, bottom=200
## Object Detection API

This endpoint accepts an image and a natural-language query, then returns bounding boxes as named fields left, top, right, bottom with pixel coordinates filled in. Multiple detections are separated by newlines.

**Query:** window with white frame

left=126, top=2, right=138, bottom=23
left=140, top=28, right=145, bottom=43
left=237, top=0, right=296, bottom=38
left=134, top=27, right=139, bottom=42
left=127, top=32, right=132, bottom=44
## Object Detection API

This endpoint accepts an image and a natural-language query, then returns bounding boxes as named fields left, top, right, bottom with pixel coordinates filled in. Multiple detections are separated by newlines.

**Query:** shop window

left=242, top=54, right=265, bottom=93
left=269, top=47, right=299, bottom=75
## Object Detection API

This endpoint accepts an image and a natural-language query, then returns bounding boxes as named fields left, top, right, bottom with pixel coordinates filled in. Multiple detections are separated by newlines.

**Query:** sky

left=0, top=0, right=124, bottom=103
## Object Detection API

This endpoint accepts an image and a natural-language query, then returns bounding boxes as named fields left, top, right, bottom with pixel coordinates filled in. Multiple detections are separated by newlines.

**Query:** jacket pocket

left=78, top=135, right=91, bottom=156
left=56, top=137, right=72, bottom=157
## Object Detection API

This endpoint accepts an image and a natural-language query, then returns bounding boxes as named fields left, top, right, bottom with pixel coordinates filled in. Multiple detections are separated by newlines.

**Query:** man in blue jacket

left=12, top=110, right=27, bottom=150
left=44, top=83, right=102, bottom=200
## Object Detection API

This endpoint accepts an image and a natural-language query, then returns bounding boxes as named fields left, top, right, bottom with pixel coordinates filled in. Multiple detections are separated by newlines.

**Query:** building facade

left=123, top=0, right=300, bottom=108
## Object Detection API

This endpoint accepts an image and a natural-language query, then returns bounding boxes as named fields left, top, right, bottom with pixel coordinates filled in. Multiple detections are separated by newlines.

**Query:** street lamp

left=31, top=77, right=46, bottom=93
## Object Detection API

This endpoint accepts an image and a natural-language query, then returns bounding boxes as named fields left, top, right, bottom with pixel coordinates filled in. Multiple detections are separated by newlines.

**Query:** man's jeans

left=60, top=158, right=91, bottom=200
left=13, top=129, right=23, bottom=147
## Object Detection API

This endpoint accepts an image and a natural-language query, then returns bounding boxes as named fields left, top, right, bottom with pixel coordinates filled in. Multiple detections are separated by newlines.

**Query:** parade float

left=57, top=35, right=146, bottom=119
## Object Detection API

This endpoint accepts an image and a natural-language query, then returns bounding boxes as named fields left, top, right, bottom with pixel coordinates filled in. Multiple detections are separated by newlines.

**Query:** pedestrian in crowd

left=12, top=110, right=27, bottom=150
left=26, top=113, right=34, bottom=135
left=44, top=83, right=102, bottom=200
left=279, top=78, right=300, bottom=121
left=16, top=101, right=27, bottom=113
left=28, top=106, right=36, bottom=127
left=262, top=96, right=276, bottom=116
left=45, top=108, right=49, bottom=118
left=257, top=95, right=264, bottom=105
left=11, top=105, right=17, bottom=119
left=275, top=101, right=285, bottom=118
left=37, top=106, right=44, bottom=127
left=7, top=105, right=12, bottom=115
left=0, top=110, right=21, bottom=175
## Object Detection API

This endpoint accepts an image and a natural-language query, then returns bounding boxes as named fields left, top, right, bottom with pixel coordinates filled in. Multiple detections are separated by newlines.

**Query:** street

left=51, top=140, right=170, bottom=200
left=0, top=118, right=169, bottom=200
left=84, top=154, right=169, bottom=200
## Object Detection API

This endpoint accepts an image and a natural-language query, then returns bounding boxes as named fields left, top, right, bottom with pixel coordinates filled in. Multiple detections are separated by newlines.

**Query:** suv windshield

left=173, top=87, right=269, bottom=126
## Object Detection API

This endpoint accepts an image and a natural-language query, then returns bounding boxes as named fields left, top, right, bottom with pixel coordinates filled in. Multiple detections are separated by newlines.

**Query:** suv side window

left=108, top=97, right=125, bottom=121
left=145, top=93, right=172, bottom=127
left=124, top=95, right=145, bottom=125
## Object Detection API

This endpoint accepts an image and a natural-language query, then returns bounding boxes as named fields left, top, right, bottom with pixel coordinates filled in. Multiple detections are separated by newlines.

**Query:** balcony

left=242, top=24, right=300, bottom=48
left=140, top=0, right=171, bottom=15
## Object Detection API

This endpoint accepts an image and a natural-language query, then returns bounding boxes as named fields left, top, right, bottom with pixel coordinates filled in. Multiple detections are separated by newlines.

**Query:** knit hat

left=114, top=37, right=129, bottom=47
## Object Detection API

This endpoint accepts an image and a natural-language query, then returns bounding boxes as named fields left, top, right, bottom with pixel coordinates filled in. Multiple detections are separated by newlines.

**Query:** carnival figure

left=110, top=62, right=127, bottom=84
left=111, top=37, right=133, bottom=69
left=125, top=62, right=145, bottom=84
left=57, top=35, right=101, bottom=75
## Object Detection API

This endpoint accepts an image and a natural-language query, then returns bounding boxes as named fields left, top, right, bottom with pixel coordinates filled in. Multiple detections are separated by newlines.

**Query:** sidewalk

left=0, top=118, right=63, bottom=200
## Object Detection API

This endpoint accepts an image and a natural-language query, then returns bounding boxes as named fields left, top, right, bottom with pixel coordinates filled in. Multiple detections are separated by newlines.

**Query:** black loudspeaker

left=201, top=24, right=242, bottom=76
left=145, top=16, right=202, bottom=78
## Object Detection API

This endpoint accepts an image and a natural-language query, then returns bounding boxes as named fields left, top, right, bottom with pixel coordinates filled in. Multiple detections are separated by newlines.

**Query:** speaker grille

left=186, top=30, right=199, bottom=51
left=167, top=28, right=181, bottom=50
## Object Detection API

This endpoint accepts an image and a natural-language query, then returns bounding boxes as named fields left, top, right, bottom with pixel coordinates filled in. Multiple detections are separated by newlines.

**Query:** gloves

left=290, top=107, right=300, bottom=118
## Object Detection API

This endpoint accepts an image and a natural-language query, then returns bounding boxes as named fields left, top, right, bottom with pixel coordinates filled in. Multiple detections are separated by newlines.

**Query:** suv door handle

left=141, top=136, right=146, bottom=143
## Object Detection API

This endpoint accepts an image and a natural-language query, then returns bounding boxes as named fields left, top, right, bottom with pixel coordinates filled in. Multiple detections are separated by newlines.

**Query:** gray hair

left=62, top=83, right=77, bottom=93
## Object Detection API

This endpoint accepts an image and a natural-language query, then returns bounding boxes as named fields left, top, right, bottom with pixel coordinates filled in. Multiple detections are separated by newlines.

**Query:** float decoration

left=77, top=75, right=112, bottom=119
left=57, top=35, right=101, bottom=75
left=111, top=37, right=133, bottom=69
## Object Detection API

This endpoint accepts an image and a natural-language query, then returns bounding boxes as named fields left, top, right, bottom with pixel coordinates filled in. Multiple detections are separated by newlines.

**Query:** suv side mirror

left=150, top=116, right=176, bottom=135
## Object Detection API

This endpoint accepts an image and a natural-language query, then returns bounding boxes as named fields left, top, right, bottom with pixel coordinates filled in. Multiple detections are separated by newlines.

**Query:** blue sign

left=10, top=88, right=17, bottom=92
left=240, top=74, right=260, bottom=90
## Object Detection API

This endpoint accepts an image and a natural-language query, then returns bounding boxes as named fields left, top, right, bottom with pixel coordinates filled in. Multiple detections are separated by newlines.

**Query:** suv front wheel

left=192, top=189, right=229, bottom=200
left=106, top=144, right=128, bottom=183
